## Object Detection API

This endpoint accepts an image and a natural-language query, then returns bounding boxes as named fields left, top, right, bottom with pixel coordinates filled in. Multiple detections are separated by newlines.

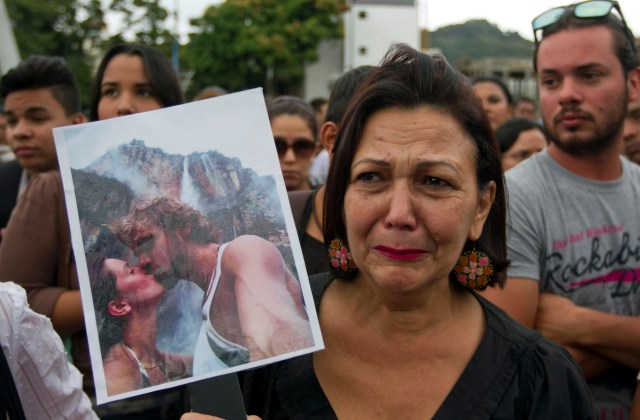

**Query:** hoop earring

left=452, top=245, right=494, bottom=290
left=328, top=238, right=357, bottom=273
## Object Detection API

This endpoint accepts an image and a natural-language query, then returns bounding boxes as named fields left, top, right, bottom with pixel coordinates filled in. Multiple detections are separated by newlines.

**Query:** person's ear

left=71, top=112, right=87, bottom=125
left=627, top=66, right=640, bottom=103
left=107, top=300, right=131, bottom=317
left=320, top=121, right=339, bottom=156
left=469, top=181, right=496, bottom=241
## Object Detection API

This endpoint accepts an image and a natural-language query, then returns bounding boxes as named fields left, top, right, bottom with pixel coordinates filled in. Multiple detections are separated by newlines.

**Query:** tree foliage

left=6, top=0, right=105, bottom=107
left=6, top=2, right=534, bottom=105
left=185, top=0, right=345, bottom=98
left=5, top=0, right=175, bottom=108
left=106, top=0, right=176, bottom=56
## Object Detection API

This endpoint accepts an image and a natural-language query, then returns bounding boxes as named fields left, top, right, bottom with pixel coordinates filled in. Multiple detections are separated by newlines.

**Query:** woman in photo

left=87, top=254, right=192, bottom=395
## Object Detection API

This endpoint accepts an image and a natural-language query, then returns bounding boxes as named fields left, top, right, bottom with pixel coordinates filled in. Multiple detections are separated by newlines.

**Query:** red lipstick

left=374, top=245, right=426, bottom=261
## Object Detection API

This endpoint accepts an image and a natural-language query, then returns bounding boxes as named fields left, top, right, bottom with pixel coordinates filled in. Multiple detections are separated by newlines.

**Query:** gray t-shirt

left=506, top=149, right=640, bottom=417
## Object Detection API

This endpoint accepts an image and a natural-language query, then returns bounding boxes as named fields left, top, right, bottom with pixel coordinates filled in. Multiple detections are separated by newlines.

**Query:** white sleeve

left=0, top=282, right=98, bottom=420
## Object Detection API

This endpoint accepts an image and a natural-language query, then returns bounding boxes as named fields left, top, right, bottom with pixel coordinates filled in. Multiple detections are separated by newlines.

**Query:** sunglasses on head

left=532, top=0, right=634, bottom=47
left=275, top=139, right=316, bottom=159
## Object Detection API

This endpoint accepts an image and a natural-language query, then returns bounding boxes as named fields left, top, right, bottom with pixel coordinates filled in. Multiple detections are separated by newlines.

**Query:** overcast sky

left=155, top=0, right=640, bottom=42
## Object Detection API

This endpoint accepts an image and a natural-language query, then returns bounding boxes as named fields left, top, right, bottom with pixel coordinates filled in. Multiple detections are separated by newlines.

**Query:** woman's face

left=473, top=81, right=513, bottom=131
left=272, top=114, right=316, bottom=191
left=343, top=106, right=495, bottom=295
left=105, top=258, right=165, bottom=305
left=97, top=54, right=163, bottom=121
left=501, top=128, right=547, bottom=171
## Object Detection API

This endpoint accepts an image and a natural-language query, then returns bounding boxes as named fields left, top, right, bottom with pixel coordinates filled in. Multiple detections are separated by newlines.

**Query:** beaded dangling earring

left=452, top=245, right=494, bottom=290
left=328, top=238, right=357, bottom=273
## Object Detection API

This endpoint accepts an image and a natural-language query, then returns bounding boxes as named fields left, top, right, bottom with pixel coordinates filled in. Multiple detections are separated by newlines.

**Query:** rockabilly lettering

left=544, top=233, right=640, bottom=294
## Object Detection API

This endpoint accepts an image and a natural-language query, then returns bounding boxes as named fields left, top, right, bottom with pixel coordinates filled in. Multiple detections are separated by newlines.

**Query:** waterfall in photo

left=206, top=154, right=227, bottom=196
left=180, top=155, right=200, bottom=209
left=200, top=154, right=213, bottom=184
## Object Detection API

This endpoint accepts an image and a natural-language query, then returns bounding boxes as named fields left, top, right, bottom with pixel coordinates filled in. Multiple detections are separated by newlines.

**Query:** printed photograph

left=53, top=89, right=323, bottom=404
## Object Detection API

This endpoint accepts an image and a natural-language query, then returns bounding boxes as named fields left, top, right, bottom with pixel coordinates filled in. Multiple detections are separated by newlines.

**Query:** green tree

left=106, top=0, right=176, bottom=57
left=185, top=0, right=345, bottom=98
left=6, top=0, right=178, bottom=107
left=6, top=0, right=106, bottom=109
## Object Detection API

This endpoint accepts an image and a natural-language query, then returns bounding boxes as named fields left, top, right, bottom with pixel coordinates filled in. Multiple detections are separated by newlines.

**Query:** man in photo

left=112, top=197, right=314, bottom=375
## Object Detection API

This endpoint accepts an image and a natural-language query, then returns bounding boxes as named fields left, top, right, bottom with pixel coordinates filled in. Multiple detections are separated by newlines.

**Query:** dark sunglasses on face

left=532, top=0, right=634, bottom=48
left=275, top=139, right=316, bottom=159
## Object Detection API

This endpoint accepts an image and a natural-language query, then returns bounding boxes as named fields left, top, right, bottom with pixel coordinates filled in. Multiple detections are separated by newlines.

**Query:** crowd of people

left=1, top=0, right=640, bottom=419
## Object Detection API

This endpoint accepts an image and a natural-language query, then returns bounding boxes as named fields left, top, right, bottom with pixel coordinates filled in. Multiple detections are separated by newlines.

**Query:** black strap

left=287, top=189, right=315, bottom=240
left=0, top=345, right=26, bottom=420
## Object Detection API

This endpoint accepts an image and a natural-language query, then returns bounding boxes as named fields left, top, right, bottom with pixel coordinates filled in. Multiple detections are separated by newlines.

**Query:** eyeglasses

left=274, top=139, right=316, bottom=159
left=532, top=0, right=634, bottom=47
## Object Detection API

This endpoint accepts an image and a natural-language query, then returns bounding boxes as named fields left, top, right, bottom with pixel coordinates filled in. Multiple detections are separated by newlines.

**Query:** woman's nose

left=383, top=183, right=417, bottom=230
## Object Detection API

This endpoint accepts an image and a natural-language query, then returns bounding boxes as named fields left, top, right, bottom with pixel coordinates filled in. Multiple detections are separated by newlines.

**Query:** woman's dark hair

left=496, top=118, right=545, bottom=153
left=323, top=43, right=508, bottom=288
left=86, top=253, right=124, bottom=355
left=89, top=43, right=185, bottom=121
left=267, top=95, right=318, bottom=142
left=471, top=76, right=514, bottom=105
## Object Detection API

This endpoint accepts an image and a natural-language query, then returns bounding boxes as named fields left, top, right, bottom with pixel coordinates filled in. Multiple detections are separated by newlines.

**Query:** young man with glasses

left=483, top=1, right=640, bottom=417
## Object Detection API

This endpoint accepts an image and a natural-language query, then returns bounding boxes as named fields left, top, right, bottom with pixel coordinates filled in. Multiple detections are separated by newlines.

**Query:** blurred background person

left=89, top=43, right=184, bottom=121
left=0, top=103, right=14, bottom=163
left=268, top=96, right=318, bottom=191
left=496, top=118, right=547, bottom=171
left=513, top=96, right=538, bottom=121
left=309, top=96, right=328, bottom=128
left=289, top=65, right=375, bottom=276
left=0, top=56, right=85, bottom=232
left=308, top=96, right=330, bottom=187
left=623, top=89, right=640, bottom=164
left=472, top=76, right=514, bottom=132
left=191, top=85, right=228, bottom=102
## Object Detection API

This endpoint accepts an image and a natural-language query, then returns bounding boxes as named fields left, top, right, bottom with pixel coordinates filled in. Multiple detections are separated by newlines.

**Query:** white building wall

left=303, top=0, right=420, bottom=100
left=303, top=39, right=343, bottom=101
left=344, top=0, right=418, bottom=69
left=0, top=0, right=20, bottom=74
